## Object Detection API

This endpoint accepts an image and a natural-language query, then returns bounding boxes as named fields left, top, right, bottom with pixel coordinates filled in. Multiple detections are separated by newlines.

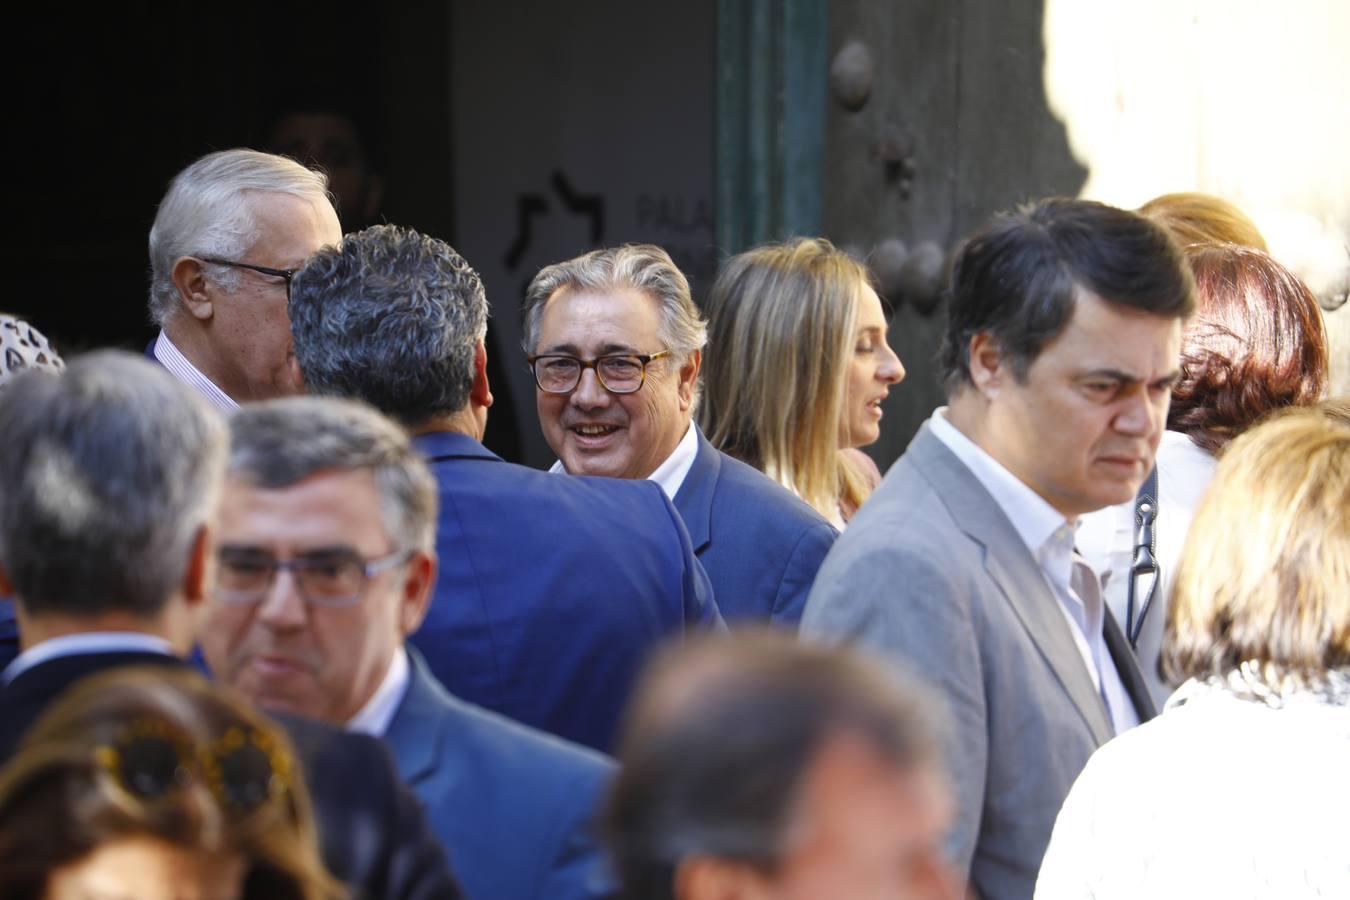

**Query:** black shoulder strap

left=1126, top=466, right=1160, bottom=650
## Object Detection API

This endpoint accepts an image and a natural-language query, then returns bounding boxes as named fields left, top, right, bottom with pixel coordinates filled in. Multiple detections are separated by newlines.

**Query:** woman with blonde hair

left=0, top=667, right=342, bottom=900
left=1037, top=409, right=1350, bottom=898
left=1137, top=191, right=1268, bottom=252
left=700, top=238, right=905, bottom=526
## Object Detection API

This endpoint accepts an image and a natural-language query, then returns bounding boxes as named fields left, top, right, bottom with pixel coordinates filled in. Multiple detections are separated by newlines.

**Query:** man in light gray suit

left=801, top=197, right=1195, bottom=900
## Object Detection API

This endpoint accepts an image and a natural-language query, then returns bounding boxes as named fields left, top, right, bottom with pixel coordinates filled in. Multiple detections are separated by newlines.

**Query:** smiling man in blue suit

left=524, top=244, right=837, bottom=626
left=202, top=395, right=617, bottom=900
left=284, top=224, right=720, bottom=754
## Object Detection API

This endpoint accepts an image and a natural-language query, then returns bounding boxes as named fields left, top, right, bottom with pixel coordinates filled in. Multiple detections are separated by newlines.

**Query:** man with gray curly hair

left=523, top=246, right=836, bottom=625
left=147, top=148, right=341, bottom=409
left=288, top=225, right=719, bottom=753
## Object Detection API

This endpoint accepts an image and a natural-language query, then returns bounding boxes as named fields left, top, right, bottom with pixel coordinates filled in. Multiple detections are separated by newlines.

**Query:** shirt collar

left=345, top=647, right=411, bottom=737
left=2, top=632, right=175, bottom=685
left=154, top=331, right=238, bottom=412
left=927, top=408, right=1072, bottom=561
left=548, top=422, right=699, bottom=501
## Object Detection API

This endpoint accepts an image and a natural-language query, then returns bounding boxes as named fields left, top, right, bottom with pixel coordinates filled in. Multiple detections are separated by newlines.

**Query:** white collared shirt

left=549, top=421, right=700, bottom=501
left=154, top=331, right=238, bottom=412
left=928, top=409, right=1139, bottom=734
left=1, top=632, right=175, bottom=685
left=344, top=648, right=411, bottom=737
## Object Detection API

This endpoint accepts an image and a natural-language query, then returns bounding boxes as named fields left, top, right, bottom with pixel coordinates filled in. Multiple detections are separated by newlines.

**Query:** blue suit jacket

left=409, top=431, right=719, bottom=752
left=672, top=430, right=837, bottom=625
left=0, top=599, right=16, bottom=673
left=387, top=650, right=615, bottom=900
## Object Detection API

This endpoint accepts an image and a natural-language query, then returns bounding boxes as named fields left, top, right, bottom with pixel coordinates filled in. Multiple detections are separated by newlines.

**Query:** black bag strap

left=1126, top=466, right=1160, bottom=650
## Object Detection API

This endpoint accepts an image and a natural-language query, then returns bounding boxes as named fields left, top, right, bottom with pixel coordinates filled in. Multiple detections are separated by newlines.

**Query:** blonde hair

left=1138, top=192, right=1268, bottom=252
left=700, top=238, right=873, bottom=518
left=1162, top=410, right=1350, bottom=686
left=0, top=667, right=342, bottom=900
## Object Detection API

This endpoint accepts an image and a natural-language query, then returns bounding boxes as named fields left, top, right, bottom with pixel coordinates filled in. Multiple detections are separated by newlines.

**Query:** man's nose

left=1114, top=387, right=1160, bottom=437
left=256, top=569, right=310, bottom=630
left=569, top=366, right=611, bottom=409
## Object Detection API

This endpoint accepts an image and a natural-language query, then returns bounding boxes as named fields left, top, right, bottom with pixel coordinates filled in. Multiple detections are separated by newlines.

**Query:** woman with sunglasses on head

left=0, top=666, right=342, bottom=900
left=700, top=238, right=905, bottom=528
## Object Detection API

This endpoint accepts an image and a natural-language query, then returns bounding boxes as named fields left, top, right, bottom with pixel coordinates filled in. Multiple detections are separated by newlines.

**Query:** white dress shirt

left=929, top=409, right=1139, bottom=734
left=549, top=421, right=700, bottom=501
left=345, top=647, right=411, bottom=737
left=154, top=331, right=238, bottom=412
left=2, top=632, right=175, bottom=684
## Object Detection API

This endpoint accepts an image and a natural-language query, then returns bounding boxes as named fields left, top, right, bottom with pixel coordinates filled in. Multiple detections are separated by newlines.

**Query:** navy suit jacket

left=409, top=431, right=719, bottom=752
left=0, top=650, right=462, bottom=900
left=0, top=599, right=16, bottom=673
left=672, top=430, right=837, bottom=625
left=386, top=650, right=615, bottom=900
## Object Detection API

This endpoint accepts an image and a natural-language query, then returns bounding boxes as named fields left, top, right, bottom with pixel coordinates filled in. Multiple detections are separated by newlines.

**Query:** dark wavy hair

left=1167, top=244, right=1328, bottom=453
left=940, top=197, right=1195, bottom=392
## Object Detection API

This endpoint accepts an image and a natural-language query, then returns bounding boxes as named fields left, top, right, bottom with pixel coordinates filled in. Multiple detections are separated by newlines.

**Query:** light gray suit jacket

left=801, top=423, right=1154, bottom=900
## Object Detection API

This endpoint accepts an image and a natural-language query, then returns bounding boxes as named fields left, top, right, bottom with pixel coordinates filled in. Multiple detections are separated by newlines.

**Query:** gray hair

left=227, top=396, right=438, bottom=553
left=604, top=631, right=944, bottom=900
left=147, top=149, right=332, bottom=326
left=290, top=225, right=489, bottom=428
left=522, top=244, right=708, bottom=361
left=0, top=351, right=227, bottom=618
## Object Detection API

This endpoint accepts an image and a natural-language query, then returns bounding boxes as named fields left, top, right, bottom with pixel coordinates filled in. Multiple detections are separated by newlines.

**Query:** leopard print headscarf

left=0, top=313, right=65, bottom=387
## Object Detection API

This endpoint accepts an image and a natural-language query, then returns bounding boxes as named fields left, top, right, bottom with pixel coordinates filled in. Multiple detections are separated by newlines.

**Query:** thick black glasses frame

left=527, top=350, right=671, bottom=394
left=199, top=257, right=298, bottom=298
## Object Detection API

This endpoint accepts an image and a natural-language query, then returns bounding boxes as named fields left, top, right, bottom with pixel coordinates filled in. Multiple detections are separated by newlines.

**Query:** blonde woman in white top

left=1037, top=409, right=1350, bottom=900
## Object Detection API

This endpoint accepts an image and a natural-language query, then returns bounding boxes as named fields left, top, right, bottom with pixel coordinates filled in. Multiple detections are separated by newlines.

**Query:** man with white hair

left=146, top=148, right=342, bottom=408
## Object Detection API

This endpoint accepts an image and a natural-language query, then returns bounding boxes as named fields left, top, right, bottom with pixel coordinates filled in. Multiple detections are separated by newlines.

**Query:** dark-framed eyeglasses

left=215, top=547, right=411, bottom=608
left=198, top=257, right=298, bottom=299
left=528, top=350, right=671, bottom=394
left=93, top=717, right=291, bottom=818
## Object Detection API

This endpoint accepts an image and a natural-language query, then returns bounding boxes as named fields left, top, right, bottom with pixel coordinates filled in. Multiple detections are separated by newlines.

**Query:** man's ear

left=398, top=550, right=437, bottom=638
left=469, top=339, right=494, bottom=410
left=288, top=354, right=306, bottom=392
left=674, top=856, right=769, bottom=900
left=182, top=524, right=213, bottom=609
left=171, top=257, right=216, bottom=322
left=676, top=348, right=702, bottom=412
left=966, top=332, right=1006, bottom=398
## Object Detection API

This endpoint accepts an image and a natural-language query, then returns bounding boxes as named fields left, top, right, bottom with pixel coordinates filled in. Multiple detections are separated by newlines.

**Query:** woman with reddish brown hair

left=1079, top=243, right=1329, bottom=705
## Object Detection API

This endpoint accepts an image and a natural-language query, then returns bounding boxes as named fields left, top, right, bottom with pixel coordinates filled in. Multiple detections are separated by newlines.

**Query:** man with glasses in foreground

left=0, top=351, right=462, bottom=900
left=202, top=395, right=618, bottom=900
left=285, top=224, right=719, bottom=754
left=524, top=245, right=836, bottom=625
left=146, top=148, right=342, bottom=408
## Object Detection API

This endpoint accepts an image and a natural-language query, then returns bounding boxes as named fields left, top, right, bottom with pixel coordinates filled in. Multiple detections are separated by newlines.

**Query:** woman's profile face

left=839, top=284, right=905, bottom=449
left=44, top=835, right=244, bottom=900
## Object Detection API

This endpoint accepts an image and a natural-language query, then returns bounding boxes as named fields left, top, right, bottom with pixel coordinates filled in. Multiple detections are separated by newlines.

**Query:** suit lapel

left=383, top=649, right=449, bottom=787
left=671, top=429, right=718, bottom=554
left=907, top=425, right=1115, bottom=745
